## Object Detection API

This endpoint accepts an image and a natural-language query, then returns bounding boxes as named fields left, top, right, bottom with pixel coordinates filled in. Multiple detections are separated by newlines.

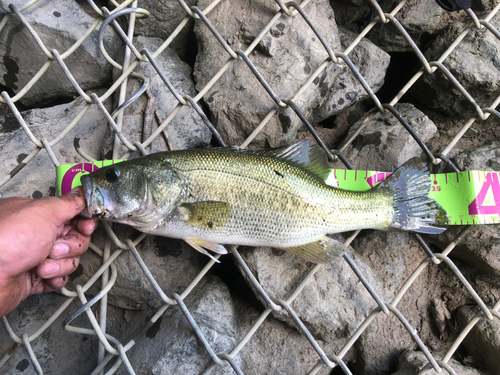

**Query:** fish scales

left=82, top=141, right=448, bottom=263
left=136, top=148, right=393, bottom=247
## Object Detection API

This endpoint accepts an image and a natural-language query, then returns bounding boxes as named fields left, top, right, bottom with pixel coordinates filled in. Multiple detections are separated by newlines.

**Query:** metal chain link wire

left=1, top=0, right=500, bottom=374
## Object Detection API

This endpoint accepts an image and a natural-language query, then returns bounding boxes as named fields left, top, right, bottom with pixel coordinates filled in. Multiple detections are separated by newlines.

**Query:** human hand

left=0, top=187, right=98, bottom=318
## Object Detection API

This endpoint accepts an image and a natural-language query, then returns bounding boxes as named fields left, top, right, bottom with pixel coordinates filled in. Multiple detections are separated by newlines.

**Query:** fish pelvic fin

left=280, top=236, right=347, bottom=263
left=376, top=158, right=449, bottom=234
left=185, top=238, right=228, bottom=263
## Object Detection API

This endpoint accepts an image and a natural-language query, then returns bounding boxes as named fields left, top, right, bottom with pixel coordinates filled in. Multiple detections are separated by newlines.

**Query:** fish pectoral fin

left=178, top=201, right=232, bottom=230
left=280, top=236, right=347, bottom=263
left=185, top=238, right=228, bottom=263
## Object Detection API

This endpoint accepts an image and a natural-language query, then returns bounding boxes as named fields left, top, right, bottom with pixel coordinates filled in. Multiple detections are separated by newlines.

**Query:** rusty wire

left=1, top=0, right=500, bottom=374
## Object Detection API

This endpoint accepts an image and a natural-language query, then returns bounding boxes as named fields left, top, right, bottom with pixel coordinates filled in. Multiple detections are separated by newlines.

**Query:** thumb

left=43, top=187, right=88, bottom=225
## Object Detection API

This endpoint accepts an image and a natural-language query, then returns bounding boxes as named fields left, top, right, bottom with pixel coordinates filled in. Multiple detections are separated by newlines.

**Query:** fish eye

left=105, top=168, right=120, bottom=182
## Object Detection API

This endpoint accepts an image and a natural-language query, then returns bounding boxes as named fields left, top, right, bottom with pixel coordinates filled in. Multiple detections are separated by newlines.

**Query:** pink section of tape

left=469, top=172, right=500, bottom=216
left=366, top=172, right=392, bottom=188
left=61, top=163, right=99, bottom=196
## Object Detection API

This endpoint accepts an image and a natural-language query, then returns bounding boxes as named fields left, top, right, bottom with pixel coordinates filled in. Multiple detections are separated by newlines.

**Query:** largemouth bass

left=81, top=141, right=448, bottom=263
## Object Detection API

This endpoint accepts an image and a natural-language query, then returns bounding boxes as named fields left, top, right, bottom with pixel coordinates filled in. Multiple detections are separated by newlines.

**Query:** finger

left=50, top=229, right=90, bottom=259
left=46, top=276, right=69, bottom=291
left=73, top=217, right=98, bottom=236
left=36, top=257, right=80, bottom=279
left=30, top=271, right=46, bottom=295
left=62, top=224, right=74, bottom=236
left=40, top=187, right=87, bottom=225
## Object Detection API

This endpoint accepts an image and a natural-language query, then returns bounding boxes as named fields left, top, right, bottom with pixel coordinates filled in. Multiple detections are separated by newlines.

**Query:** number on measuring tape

left=468, top=173, right=500, bottom=216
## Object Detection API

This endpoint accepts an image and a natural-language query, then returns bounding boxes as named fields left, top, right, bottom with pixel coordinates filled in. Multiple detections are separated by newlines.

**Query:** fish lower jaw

left=87, top=207, right=114, bottom=220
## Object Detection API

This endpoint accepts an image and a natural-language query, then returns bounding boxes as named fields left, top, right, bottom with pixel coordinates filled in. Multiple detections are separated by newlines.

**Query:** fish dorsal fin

left=259, top=141, right=331, bottom=181
left=216, top=141, right=331, bottom=181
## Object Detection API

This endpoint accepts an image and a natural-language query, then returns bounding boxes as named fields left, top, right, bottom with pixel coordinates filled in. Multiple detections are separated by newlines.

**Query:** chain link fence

left=1, top=0, right=500, bottom=374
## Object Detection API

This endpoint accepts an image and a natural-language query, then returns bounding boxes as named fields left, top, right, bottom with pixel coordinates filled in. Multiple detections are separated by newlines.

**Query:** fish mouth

left=81, top=175, right=115, bottom=219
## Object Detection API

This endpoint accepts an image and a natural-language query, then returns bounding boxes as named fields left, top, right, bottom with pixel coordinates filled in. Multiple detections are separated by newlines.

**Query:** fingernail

left=53, top=243, right=70, bottom=257
left=44, top=261, right=60, bottom=276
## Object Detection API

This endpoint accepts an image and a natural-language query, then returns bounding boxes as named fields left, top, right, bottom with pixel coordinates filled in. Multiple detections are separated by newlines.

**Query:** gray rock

left=309, top=26, right=390, bottom=123
left=236, top=299, right=331, bottom=375
left=366, top=0, right=449, bottom=53
left=351, top=232, right=420, bottom=375
left=69, top=226, right=202, bottom=310
left=125, top=276, right=239, bottom=375
left=390, top=350, right=482, bottom=375
left=351, top=231, right=475, bottom=375
left=331, top=0, right=460, bottom=53
left=0, top=293, right=144, bottom=375
left=105, top=36, right=211, bottom=157
left=354, top=231, right=412, bottom=295
left=457, top=305, right=500, bottom=375
left=412, top=20, right=500, bottom=115
left=432, top=225, right=500, bottom=277
left=335, top=103, right=437, bottom=170
left=0, top=0, right=120, bottom=106
left=133, top=0, right=197, bottom=61
left=235, top=245, right=387, bottom=362
left=0, top=89, right=110, bottom=199
left=450, top=140, right=500, bottom=172
left=193, top=0, right=341, bottom=148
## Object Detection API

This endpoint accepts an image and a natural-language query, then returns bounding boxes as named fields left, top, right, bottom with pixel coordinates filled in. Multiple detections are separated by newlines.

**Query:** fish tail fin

left=376, top=158, right=449, bottom=234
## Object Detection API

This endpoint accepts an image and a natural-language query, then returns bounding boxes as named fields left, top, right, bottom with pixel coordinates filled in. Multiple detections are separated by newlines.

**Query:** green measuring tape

left=325, top=169, right=500, bottom=226
left=57, top=161, right=500, bottom=226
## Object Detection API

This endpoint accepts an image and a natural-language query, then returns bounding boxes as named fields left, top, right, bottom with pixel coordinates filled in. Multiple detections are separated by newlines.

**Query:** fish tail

left=375, top=158, right=449, bottom=234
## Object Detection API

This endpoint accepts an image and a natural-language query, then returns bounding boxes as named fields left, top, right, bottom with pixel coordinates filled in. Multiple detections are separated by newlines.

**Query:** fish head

left=81, top=159, right=186, bottom=227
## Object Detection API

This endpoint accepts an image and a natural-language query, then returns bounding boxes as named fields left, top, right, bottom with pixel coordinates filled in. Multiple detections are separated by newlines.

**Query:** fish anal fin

left=178, top=201, right=232, bottom=230
left=280, top=236, right=347, bottom=263
left=185, top=238, right=227, bottom=263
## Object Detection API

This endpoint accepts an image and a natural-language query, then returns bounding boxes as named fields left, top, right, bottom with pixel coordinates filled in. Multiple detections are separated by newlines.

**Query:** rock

left=0, top=293, right=144, bottom=375
left=429, top=298, right=452, bottom=340
left=412, top=19, right=500, bottom=115
left=104, top=36, right=211, bottom=157
left=68, top=226, right=202, bottom=310
left=133, top=0, right=197, bottom=61
left=0, top=0, right=120, bottom=106
left=236, top=299, right=331, bottom=375
left=331, top=0, right=462, bottom=53
left=234, top=245, right=387, bottom=363
left=351, top=231, right=421, bottom=375
left=431, top=225, right=500, bottom=277
left=309, top=26, right=390, bottom=123
left=457, top=305, right=500, bottom=375
left=193, top=0, right=341, bottom=148
left=390, top=350, right=482, bottom=375
left=334, top=103, right=438, bottom=170
left=125, top=276, right=239, bottom=375
left=351, top=231, right=473, bottom=375
left=450, top=140, right=500, bottom=172
left=0, top=89, right=110, bottom=199
left=353, top=231, right=413, bottom=295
